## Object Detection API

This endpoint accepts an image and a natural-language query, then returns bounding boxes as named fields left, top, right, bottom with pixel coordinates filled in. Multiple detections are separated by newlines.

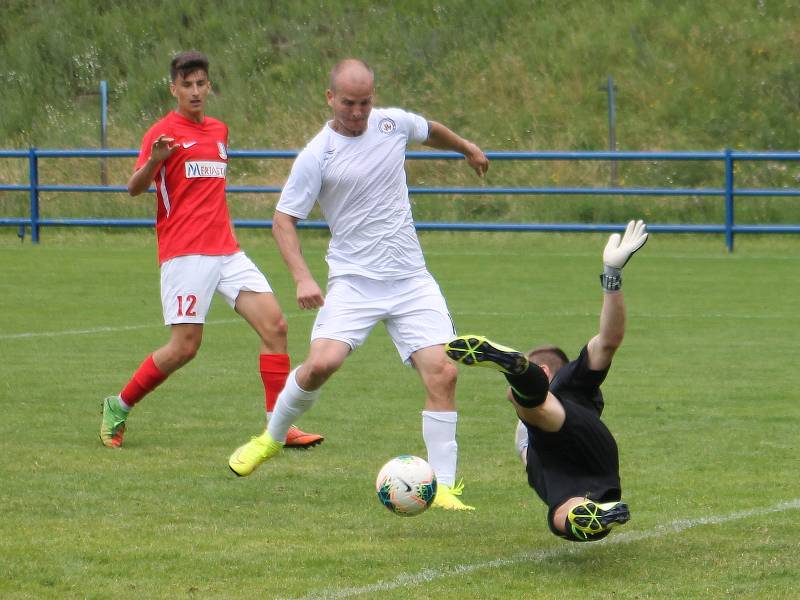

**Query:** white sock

left=515, top=419, right=529, bottom=466
left=422, top=410, right=458, bottom=487
left=117, top=396, right=131, bottom=412
left=267, top=367, right=319, bottom=443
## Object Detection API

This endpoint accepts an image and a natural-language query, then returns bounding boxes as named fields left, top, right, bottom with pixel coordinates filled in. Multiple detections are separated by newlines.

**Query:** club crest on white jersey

left=378, top=118, right=396, bottom=134
left=217, top=142, right=227, bottom=159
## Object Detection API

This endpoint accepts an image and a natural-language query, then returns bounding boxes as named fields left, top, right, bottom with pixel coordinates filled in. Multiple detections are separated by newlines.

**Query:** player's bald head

left=329, top=59, right=374, bottom=94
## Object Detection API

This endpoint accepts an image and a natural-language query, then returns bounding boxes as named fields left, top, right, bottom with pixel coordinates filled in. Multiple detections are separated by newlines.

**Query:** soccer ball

left=375, top=455, right=438, bottom=516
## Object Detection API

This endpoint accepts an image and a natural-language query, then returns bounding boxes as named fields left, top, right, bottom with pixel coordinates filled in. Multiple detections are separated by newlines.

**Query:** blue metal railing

left=1, top=148, right=798, bottom=251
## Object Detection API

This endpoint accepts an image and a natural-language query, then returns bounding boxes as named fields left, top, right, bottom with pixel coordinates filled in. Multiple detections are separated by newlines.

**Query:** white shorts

left=311, top=272, right=456, bottom=364
left=160, top=252, right=271, bottom=325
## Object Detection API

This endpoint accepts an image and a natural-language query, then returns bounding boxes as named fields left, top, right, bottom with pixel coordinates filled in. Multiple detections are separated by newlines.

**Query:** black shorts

left=525, top=398, right=621, bottom=518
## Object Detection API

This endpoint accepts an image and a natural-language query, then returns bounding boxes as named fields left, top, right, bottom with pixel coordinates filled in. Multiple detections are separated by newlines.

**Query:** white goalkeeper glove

left=600, top=219, right=648, bottom=291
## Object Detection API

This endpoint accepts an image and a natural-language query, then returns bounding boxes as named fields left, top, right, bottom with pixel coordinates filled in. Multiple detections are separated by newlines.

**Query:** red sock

left=120, top=354, right=168, bottom=407
left=260, top=353, right=290, bottom=413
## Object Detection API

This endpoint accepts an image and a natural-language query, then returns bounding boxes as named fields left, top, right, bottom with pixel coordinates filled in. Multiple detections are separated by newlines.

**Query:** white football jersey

left=276, top=108, right=430, bottom=279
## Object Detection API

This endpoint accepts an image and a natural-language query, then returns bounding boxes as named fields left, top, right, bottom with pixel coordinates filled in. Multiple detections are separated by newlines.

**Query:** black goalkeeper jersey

left=524, top=345, right=622, bottom=515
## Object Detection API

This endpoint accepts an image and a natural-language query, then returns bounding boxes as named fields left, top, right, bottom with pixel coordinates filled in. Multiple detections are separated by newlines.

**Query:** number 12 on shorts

left=177, top=294, right=197, bottom=317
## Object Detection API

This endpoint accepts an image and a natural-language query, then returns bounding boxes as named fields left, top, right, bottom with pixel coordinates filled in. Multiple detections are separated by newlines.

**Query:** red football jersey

left=135, top=111, right=240, bottom=264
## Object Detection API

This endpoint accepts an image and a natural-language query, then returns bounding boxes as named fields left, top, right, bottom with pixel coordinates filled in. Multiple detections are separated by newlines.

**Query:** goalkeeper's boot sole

left=445, top=335, right=528, bottom=375
left=100, top=396, right=127, bottom=448
left=568, top=499, right=630, bottom=540
left=283, top=425, right=324, bottom=449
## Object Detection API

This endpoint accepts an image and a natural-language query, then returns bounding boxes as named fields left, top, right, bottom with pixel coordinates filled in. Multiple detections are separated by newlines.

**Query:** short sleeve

left=555, top=345, right=609, bottom=390
left=135, top=129, right=156, bottom=170
left=276, top=149, right=323, bottom=219
left=549, top=345, right=609, bottom=415
left=407, top=112, right=429, bottom=144
left=382, top=108, right=428, bottom=145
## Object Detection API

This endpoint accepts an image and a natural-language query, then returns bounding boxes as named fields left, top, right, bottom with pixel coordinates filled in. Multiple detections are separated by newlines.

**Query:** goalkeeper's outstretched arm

left=587, top=220, right=648, bottom=371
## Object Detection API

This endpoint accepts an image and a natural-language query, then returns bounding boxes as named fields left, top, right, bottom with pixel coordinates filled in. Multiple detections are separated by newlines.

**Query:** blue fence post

left=99, top=80, right=109, bottom=185
left=606, top=75, right=617, bottom=186
left=28, top=147, right=40, bottom=243
left=724, top=148, right=734, bottom=252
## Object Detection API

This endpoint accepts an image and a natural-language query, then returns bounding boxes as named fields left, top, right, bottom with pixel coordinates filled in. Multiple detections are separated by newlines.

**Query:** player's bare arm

left=127, top=135, right=178, bottom=196
left=586, top=220, right=648, bottom=371
left=272, top=210, right=325, bottom=310
left=423, top=121, right=489, bottom=177
left=586, top=292, right=626, bottom=371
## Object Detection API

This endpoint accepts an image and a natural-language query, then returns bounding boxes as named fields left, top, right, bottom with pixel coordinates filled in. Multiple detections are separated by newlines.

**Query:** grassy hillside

left=1, top=0, right=799, bottom=225
left=3, top=0, right=799, bottom=150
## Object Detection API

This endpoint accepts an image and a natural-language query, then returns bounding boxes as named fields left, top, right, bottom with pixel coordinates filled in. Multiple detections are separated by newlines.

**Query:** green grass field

left=1, top=229, right=799, bottom=599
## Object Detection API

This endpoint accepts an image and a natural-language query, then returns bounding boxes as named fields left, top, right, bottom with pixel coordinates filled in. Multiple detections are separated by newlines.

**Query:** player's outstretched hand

left=150, top=135, right=178, bottom=163
left=603, top=220, right=648, bottom=269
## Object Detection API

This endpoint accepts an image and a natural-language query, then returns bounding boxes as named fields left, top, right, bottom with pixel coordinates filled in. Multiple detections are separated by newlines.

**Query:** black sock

left=504, top=362, right=549, bottom=408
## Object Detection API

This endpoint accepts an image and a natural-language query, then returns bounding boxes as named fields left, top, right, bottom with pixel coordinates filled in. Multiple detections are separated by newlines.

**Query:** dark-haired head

left=527, top=345, right=569, bottom=377
left=170, top=50, right=209, bottom=82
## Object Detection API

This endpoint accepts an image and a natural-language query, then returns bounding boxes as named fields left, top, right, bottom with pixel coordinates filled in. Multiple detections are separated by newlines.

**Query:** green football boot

left=100, top=396, right=128, bottom=448
left=445, top=335, right=528, bottom=375
left=431, top=479, right=475, bottom=511
left=228, top=431, right=283, bottom=477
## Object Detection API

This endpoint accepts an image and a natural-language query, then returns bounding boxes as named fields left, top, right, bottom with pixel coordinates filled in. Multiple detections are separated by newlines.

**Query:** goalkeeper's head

left=526, top=345, right=569, bottom=380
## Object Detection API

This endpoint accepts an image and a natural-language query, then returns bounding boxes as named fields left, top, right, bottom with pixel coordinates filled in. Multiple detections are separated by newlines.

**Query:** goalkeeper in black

left=446, top=220, right=648, bottom=541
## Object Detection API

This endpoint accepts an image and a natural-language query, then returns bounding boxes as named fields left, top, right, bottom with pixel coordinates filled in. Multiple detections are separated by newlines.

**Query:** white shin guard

left=266, top=367, right=320, bottom=443
left=422, top=410, right=458, bottom=487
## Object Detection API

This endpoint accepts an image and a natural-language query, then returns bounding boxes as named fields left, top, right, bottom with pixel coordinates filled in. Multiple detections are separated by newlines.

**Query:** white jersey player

left=229, top=59, right=489, bottom=511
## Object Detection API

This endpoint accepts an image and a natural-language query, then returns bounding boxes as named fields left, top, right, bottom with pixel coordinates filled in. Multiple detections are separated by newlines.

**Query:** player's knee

left=304, top=354, right=341, bottom=382
left=425, top=359, right=457, bottom=398
left=265, top=315, right=288, bottom=341
left=176, top=340, right=200, bottom=364
left=437, top=360, right=458, bottom=387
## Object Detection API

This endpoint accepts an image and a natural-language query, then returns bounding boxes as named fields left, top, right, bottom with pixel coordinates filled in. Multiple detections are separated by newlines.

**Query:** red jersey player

left=100, top=50, right=322, bottom=452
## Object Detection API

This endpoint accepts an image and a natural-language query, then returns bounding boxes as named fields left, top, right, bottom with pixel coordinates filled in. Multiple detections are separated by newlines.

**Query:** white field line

left=280, top=498, right=800, bottom=600
left=0, top=318, right=242, bottom=340
left=0, top=310, right=794, bottom=341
